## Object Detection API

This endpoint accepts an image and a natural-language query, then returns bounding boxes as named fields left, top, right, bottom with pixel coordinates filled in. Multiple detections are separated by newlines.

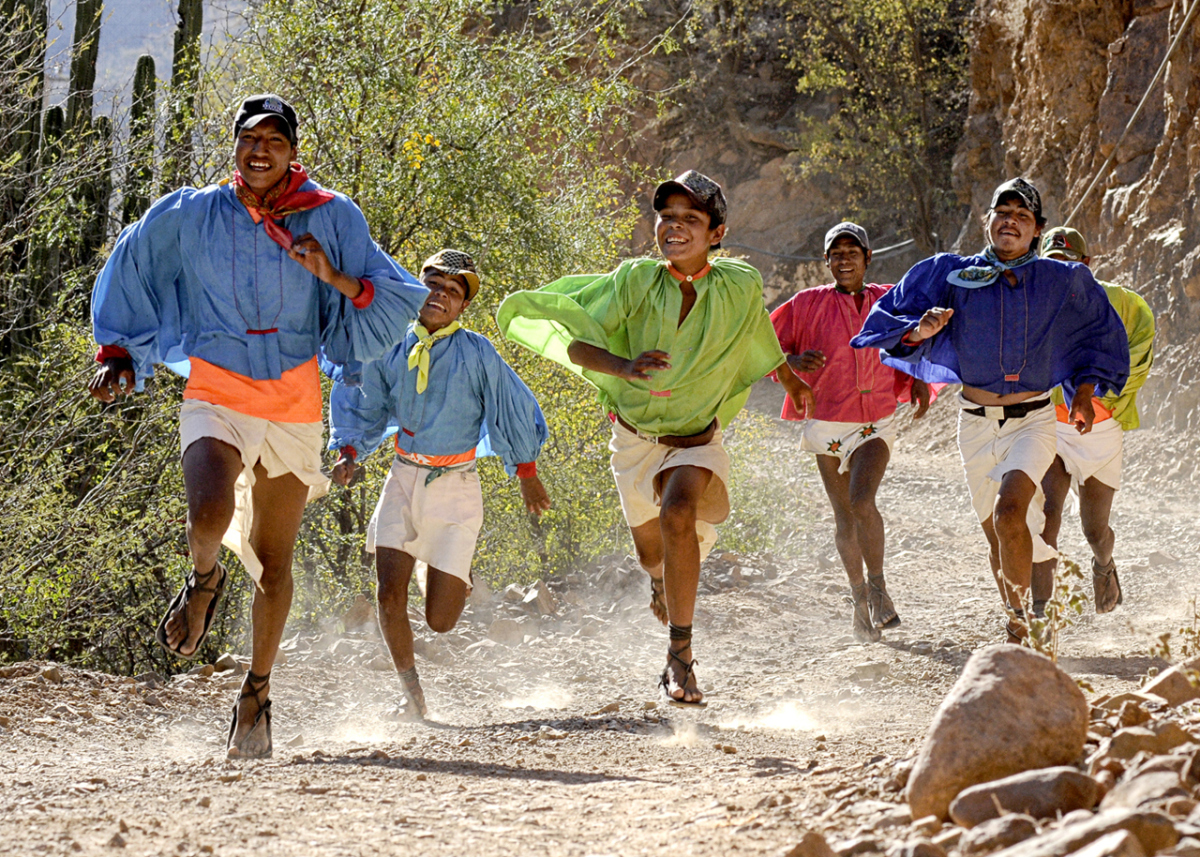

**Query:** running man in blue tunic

left=89, top=94, right=426, bottom=756
left=329, top=250, right=549, bottom=719
left=851, top=178, right=1128, bottom=642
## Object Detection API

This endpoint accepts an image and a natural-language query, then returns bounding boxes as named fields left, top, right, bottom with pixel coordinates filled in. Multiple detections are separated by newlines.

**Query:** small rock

left=888, top=841, right=946, bottom=857
left=487, top=618, right=524, bottom=646
left=1069, top=830, right=1146, bottom=857
left=329, top=638, right=357, bottom=659
left=959, top=814, right=1038, bottom=854
left=106, top=833, right=125, bottom=848
left=1172, top=836, right=1200, bottom=857
left=949, top=767, right=1099, bottom=827
left=906, top=646, right=1089, bottom=820
left=589, top=702, right=620, bottom=715
left=41, top=666, right=64, bottom=684
left=910, top=815, right=942, bottom=837
left=187, top=664, right=216, bottom=678
left=1147, top=550, right=1178, bottom=567
left=931, top=829, right=961, bottom=850
left=134, top=671, right=164, bottom=688
left=721, top=745, right=737, bottom=755
left=1116, top=701, right=1152, bottom=728
left=832, top=837, right=882, bottom=857
left=1100, top=771, right=1188, bottom=810
left=213, top=653, right=241, bottom=673
left=370, top=749, right=390, bottom=760
left=341, top=594, right=377, bottom=632
left=273, top=649, right=289, bottom=667
left=365, top=656, right=393, bottom=672
left=143, top=693, right=164, bottom=708
left=197, top=796, right=211, bottom=808
left=988, top=808, right=1178, bottom=857
left=783, top=830, right=837, bottom=857
left=853, top=662, right=891, bottom=682
left=118, top=820, right=128, bottom=833
left=1141, top=660, right=1200, bottom=708
left=1100, top=722, right=1194, bottom=762
left=503, top=584, right=526, bottom=603
left=523, top=580, right=559, bottom=617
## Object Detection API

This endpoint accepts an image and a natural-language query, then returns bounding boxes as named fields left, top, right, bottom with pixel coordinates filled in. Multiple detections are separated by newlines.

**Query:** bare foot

left=399, top=667, right=428, bottom=720
left=162, top=562, right=226, bottom=657
left=227, top=672, right=272, bottom=759
left=851, top=584, right=881, bottom=643
left=661, top=643, right=704, bottom=705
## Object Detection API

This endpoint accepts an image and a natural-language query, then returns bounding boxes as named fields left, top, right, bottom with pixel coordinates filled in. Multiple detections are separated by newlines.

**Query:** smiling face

left=655, top=192, right=726, bottom=274
left=234, top=116, right=297, bottom=196
left=418, top=270, right=471, bottom=332
left=825, top=236, right=870, bottom=293
left=986, top=197, right=1042, bottom=261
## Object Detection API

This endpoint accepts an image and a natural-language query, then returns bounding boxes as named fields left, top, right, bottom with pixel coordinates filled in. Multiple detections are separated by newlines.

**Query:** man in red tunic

left=772, top=222, right=931, bottom=642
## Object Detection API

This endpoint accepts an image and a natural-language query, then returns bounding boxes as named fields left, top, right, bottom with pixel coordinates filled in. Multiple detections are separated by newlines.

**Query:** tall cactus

left=65, top=0, right=103, bottom=133
left=26, top=106, right=66, bottom=326
left=81, top=115, right=114, bottom=264
left=123, top=55, right=156, bottom=225
left=161, top=0, right=203, bottom=192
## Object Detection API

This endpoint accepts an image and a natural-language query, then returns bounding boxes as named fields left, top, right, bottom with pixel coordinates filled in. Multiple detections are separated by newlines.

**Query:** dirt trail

left=2, top=386, right=1196, bottom=856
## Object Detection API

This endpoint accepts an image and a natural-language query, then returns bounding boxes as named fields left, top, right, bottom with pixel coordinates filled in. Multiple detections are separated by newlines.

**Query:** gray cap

left=653, top=170, right=728, bottom=228
left=824, top=221, right=870, bottom=255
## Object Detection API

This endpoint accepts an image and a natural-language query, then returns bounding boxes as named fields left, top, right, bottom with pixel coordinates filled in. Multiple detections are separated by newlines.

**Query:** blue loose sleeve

left=474, top=341, right=548, bottom=477
left=328, top=354, right=398, bottom=461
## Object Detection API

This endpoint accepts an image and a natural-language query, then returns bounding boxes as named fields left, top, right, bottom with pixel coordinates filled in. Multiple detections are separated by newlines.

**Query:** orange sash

left=183, top=356, right=322, bottom=423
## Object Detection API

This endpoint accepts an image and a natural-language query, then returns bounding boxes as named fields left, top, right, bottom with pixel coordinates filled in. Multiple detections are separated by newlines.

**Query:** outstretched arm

left=89, top=356, right=137, bottom=402
left=775, top=359, right=816, bottom=416
left=566, top=340, right=670, bottom=382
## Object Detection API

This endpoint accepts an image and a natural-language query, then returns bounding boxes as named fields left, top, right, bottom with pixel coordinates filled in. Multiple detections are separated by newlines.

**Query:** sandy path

left=2, top=385, right=1195, bottom=856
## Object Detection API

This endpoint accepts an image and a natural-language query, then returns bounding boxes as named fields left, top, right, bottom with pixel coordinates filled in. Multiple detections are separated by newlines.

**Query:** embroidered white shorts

left=956, top=393, right=1058, bottom=563
left=800, top=414, right=898, bottom=474
left=1055, top=417, right=1123, bottom=491
left=608, top=420, right=731, bottom=562
left=367, top=456, right=483, bottom=587
left=179, top=400, right=329, bottom=586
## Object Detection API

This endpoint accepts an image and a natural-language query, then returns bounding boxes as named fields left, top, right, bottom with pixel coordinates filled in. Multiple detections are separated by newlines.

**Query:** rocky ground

left=2, top=386, right=1198, bottom=857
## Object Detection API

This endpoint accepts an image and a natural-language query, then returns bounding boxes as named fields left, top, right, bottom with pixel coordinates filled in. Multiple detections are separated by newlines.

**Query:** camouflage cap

left=1040, top=226, right=1088, bottom=262
left=421, top=249, right=480, bottom=300
left=989, top=176, right=1043, bottom=222
left=653, top=170, right=728, bottom=228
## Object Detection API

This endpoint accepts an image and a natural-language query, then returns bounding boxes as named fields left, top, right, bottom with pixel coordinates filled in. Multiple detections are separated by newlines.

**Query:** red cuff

left=901, top=331, right=921, bottom=347
left=351, top=278, right=375, bottom=310
left=339, top=445, right=357, bottom=461
left=516, top=462, right=537, bottom=479
left=96, top=344, right=130, bottom=363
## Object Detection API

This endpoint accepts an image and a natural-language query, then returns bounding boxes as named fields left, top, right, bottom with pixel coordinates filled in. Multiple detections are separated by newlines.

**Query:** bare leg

left=1079, top=476, right=1120, bottom=612
left=815, top=452, right=878, bottom=641
left=629, top=519, right=667, bottom=625
left=228, top=463, right=308, bottom=757
left=991, top=469, right=1038, bottom=622
left=164, top=438, right=242, bottom=656
left=1032, top=456, right=1071, bottom=608
left=376, top=548, right=418, bottom=672
left=657, top=464, right=712, bottom=704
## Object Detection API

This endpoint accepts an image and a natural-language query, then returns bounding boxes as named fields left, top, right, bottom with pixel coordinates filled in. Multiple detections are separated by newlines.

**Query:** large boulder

left=907, top=645, right=1089, bottom=820
left=989, top=809, right=1178, bottom=857
left=949, top=767, right=1100, bottom=827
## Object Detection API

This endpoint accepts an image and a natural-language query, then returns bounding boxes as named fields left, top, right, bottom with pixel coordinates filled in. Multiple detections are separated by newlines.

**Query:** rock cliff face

left=953, top=0, right=1200, bottom=427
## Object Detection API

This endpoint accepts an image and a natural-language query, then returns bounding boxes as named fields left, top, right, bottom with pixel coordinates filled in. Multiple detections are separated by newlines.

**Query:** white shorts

left=956, top=394, right=1058, bottom=563
left=1055, top=418, right=1123, bottom=491
left=179, top=400, right=329, bottom=586
left=367, top=456, right=483, bottom=587
left=800, top=414, right=897, bottom=474
left=608, top=420, right=731, bottom=562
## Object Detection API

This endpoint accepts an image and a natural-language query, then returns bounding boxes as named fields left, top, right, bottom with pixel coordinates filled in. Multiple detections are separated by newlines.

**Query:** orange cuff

left=352, top=278, right=375, bottom=309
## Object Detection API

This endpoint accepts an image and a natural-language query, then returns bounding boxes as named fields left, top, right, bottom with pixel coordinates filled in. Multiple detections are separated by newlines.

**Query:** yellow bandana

left=407, top=321, right=461, bottom=393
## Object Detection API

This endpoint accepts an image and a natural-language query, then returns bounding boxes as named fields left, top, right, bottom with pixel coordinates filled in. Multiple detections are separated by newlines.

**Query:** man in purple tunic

left=850, top=178, right=1128, bottom=642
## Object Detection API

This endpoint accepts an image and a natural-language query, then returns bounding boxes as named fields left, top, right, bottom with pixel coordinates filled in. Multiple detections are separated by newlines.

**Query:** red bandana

left=233, top=163, right=335, bottom=250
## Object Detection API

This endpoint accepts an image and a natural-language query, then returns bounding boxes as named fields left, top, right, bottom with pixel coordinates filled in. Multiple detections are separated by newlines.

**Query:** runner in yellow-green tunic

left=499, top=171, right=814, bottom=705
left=1032, top=227, right=1155, bottom=616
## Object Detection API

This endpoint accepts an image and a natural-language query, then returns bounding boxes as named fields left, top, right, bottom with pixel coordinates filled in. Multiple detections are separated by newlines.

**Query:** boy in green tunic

left=498, top=171, right=813, bottom=704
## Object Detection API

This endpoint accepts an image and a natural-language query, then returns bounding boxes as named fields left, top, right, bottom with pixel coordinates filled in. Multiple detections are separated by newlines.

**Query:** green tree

left=783, top=0, right=970, bottom=254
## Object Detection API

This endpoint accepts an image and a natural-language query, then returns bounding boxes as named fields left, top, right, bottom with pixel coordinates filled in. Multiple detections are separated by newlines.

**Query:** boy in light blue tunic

left=330, top=250, right=550, bottom=718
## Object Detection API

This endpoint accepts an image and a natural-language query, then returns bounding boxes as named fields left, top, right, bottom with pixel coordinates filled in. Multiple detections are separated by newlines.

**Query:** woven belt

left=961, top=397, right=1051, bottom=421
left=614, top=414, right=716, bottom=449
left=394, top=453, right=477, bottom=486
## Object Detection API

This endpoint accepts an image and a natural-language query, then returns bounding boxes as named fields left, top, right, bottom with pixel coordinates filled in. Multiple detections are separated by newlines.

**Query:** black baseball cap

left=824, top=221, right=870, bottom=255
left=989, top=177, right=1043, bottom=223
left=233, top=94, right=298, bottom=143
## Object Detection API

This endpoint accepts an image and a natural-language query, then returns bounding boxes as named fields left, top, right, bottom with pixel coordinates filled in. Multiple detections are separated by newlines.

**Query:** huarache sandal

left=660, top=623, right=706, bottom=707
left=227, top=669, right=272, bottom=759
left=867, top=574, right=901, bottom=629
left=1005, top=608, right=1028, bottom=645
left=155, top=560, right=228, bottom=660
left=1092, top=557, right=1123, bottom=614
left=648, top=575, right=668, bottom=626
left=850, top=583, right=881, bottom=643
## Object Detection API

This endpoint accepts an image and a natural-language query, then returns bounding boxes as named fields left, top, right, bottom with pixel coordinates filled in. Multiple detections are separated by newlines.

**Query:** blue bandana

left=946, top=245, right=1039, bottom=289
